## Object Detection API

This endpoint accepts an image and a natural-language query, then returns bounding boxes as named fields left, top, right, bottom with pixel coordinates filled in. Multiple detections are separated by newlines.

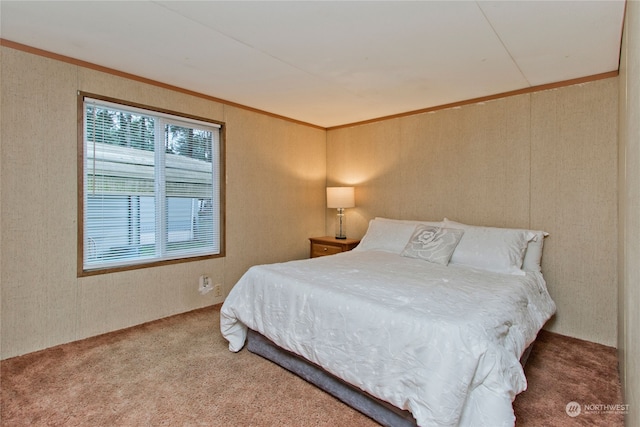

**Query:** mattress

left=220, top=250, right=556, bottom=426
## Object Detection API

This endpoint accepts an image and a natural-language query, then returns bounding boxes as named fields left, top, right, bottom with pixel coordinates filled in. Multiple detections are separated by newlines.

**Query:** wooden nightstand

left=309, top=236, right=360, bottom=258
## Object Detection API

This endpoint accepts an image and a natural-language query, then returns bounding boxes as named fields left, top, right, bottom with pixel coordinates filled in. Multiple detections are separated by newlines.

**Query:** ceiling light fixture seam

left=476, top=1, right=531, bottom=87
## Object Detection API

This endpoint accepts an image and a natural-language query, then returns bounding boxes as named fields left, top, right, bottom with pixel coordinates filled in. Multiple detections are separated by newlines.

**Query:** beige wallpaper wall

left=0, top=47, right=326, bottom=359
left=0, top=42, right=624, bottom=360
left=618, top=1, right=640, bottom=423
left=327, top=78, right=619, bottom=346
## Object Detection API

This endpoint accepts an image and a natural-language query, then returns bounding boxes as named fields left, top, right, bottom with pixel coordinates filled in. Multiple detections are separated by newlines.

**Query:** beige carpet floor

left=1, top=305, right=625, bottom=426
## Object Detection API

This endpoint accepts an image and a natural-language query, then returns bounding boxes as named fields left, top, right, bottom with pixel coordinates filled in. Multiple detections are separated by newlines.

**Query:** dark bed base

left=246, top=329, right=417, bottom=426
left=246, top=329, right=534, bottom=427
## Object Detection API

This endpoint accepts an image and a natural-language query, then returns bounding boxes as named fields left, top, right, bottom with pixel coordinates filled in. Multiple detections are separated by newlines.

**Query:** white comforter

left=220, top=250, right=556, bottom=427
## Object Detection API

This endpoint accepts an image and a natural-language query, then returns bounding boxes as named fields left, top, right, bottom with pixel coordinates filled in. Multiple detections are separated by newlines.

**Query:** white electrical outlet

left=199, top=275, right=213, bottom=295
left=199, top=275, right=209, bottom=287
left=213, top=283, right=222, bottom=297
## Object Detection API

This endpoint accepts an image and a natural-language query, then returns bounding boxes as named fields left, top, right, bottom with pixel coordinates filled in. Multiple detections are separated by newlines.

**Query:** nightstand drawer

left=309, top=236, right=360, bottom=258
left=311, top=243, right=343, bottom=257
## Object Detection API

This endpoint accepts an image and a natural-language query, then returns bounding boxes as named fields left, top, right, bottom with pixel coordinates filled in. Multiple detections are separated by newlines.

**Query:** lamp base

left=335, top=209, right=347, bottom=240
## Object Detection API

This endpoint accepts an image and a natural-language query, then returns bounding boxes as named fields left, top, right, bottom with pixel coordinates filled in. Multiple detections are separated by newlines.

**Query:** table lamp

left=326, top=187, right=355, bottom=239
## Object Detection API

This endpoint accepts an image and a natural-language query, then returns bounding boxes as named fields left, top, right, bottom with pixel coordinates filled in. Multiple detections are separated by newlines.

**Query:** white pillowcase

left=522, top=230, right=548, bottom=272
left=443, top=218, right=536, bottom=276
left=355, top=217, right=442, bottom=254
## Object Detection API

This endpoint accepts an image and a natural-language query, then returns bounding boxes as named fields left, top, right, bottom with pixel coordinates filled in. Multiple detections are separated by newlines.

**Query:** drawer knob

left=323, top=247, right=328, bottom=251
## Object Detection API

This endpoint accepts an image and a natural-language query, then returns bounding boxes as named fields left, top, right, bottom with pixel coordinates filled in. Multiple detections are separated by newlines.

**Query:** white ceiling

left=1, top=1, right=626, bottom=128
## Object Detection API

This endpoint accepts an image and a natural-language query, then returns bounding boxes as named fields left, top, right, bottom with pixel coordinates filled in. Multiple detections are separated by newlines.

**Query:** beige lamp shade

left=326, top=187, right=355, bottom=209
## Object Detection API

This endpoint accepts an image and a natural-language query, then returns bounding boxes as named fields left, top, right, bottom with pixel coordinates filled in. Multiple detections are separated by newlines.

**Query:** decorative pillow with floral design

left=401, top=225, right=464, bottom=265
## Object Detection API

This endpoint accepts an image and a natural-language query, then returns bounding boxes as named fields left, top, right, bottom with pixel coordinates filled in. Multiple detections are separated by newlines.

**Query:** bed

left=220, top=218, right=556, bottom=426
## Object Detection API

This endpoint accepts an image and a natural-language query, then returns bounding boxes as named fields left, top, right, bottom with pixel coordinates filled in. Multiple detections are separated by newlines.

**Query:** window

left=79, top=93, right=224, bottom=275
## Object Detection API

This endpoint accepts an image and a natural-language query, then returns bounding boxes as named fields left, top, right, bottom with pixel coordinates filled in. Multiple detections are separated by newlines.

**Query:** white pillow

left=522, top=230, right=548, bottom=272
left=355, top=218, right=442, bottom=254
left=443, top=218, right=536, bottom=276
left=401, top=225, right=464, bottom=265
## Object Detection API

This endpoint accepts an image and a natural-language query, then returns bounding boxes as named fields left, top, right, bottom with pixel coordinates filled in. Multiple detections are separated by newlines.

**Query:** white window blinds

left=82, top=96, right=222, bottom=272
